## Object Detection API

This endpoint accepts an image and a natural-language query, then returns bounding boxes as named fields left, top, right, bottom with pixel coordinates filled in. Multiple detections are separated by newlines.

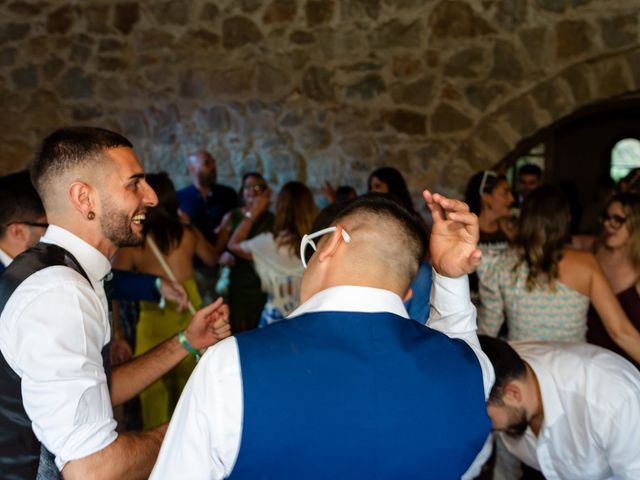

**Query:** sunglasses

left=299, top=226, right=352, bottom=269
left=479, top=171, right=498, bottom=196
left=600, top=213, right=626, bottom=229
left=244, top=184, right=267, bottom=194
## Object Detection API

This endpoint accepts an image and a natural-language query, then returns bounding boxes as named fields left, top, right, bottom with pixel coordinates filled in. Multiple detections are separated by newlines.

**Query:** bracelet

left=177, top=330, right=201, bottom=361
left=244, top=210, right=254, bottom=222
left=154, top=276, right=162, bottom=293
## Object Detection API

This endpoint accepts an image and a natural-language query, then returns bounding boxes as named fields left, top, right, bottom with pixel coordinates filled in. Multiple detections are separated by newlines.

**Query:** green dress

left=228, top=208, right=274, bottom=332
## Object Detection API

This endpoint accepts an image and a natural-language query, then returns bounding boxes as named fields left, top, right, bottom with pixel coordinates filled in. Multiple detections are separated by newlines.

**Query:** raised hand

left=423, top=189, right=482, bottom=278
left=250, top=187, right=272, bottom=218
left=184, top=297, right=231, bottom=350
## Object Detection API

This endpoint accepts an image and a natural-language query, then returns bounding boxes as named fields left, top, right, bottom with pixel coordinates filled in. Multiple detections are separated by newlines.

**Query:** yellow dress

left=135, top=278, right=202, bottom=429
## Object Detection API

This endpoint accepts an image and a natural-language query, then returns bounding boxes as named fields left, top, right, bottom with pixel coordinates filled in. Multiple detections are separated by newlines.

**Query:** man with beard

left=0, top=127, right=231, bottom=479
left=177, top=150, right=237, bottom=244
left=478, top=336, right=640, bottom=479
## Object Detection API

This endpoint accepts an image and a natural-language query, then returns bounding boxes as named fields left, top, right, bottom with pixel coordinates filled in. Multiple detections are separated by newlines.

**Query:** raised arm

left=588, top=255, right=640, bottom=364
left=227, top=188, right=271, bottom=260
left=191, top=225, right=219, bottom=267
left=110, top=297, right=231, bottom=406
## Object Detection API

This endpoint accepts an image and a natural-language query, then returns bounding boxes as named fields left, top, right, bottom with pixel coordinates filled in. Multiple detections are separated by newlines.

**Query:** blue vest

left=230, top=311, right=491, bottom=480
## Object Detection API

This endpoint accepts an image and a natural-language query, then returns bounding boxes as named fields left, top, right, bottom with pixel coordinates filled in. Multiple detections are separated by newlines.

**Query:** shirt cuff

left=431, top=269, right=471, bottom=311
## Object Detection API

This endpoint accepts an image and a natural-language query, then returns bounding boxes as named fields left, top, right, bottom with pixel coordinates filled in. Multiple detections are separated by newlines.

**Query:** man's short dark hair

left=30, top=126, right=133, bottom=197
left=0, top=170, right=45, bottom=238
left=518, top=164, right=543, bottom=179
left=478, top=335, right=527, bottom=404
left=333, top=193, right=427, bottom=272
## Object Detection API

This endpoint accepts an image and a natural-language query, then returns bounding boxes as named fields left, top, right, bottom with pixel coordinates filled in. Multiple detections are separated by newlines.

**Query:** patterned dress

left=477, top=249, right=590, bottom=342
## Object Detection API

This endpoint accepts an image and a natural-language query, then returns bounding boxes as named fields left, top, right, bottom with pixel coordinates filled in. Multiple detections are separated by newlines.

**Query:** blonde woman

left=228, top=181, right=318, bottom=326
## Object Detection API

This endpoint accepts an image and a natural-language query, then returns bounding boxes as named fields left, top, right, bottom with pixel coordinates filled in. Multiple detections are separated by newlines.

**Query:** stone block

left=136, top=30, right=175, bottom=50
left=58, top=68, right=93, bottom=99
left=560, top=64, right=593, bottom=105
left=69, top=43, right=92, bottom=64
left=72, top=105, right=102, bottom=121
left=8, top=2, right=46, bottom=15
left=340, top=0, right=381, bottom=21
left=150, top=1, right=191, bottom=26
left=444, top=46, right=485, bottom=78
left=490, top=40, right=523, bottom=82
left=149, top=105, right=179, bottom=145
left=121, top=110, right=148, bottom=139
left=195, top=106, right=229, bottom=132
left=263, top=0, right=297, bottom=23
left=339, top=136, right=378, bottom=160
left=392, top=54, right=423, bottom=78
left=12, top=64, right=38, bottom=90
left=297, top=126, right=332, bottom=152
left=464, top=82, right=505, bottom=111
left=85, top=4, right=111, bottom=34
left=346, top=74, right=385, bottom=100
left=431, top=103, right=472, bottom=134
left=535, top=0, right=566, bottom=12
left=500, top=96, right=539, bottom=138
left=115, top=3, right=139, bottom=34
left=519, top=27, right=549, bottom=67
left=390, top=76, right=434, bottom=107
left=290, top=49, right=311, bottom=69
left=0, top=48, right=16, bottom=68
left=200, top=2, right=219, bottom=22
left=595, top=60, right=632, bottom=99
left=556, top=20, right=593, bottom=60
left=495, top=0, right=528, bottom=30
left=429, top=0, right=495, bottom=41
left=97, top=56, right=128, bottom=72
left=99, top=39, right=125, bottom=53
left=179, top=69, right=210, bottom=98
left=47, top=5, right=73, bottom=34
left=384, top=109, right=427, bottom=135
left=0, top=23, right=31, bottom=43
left=531, top=79, right=573, bottom=122
left=179, top=29, right=220, bottom=49
left=302, top=66, right=334, bottom=101
left=223, top=16, right=263, bottom=49
left=306, top=0, right=334, bottom=27
left=290, top=30, right=315, bottom=45
left=626, top=51, right=640, bottom=88
left=257, top=63, right=291, bottom=96
left=210, top=68, right=255, bottom=96
left=570, top=0, right=592, bottom=6
left=599, top=14, right=637, bottom=49
left=370, top=19, right=422, bottom=49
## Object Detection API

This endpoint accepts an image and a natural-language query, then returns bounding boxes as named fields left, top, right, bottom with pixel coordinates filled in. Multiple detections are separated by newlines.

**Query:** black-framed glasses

left=599, top=213, right=626, bottom=229
left=9, top=221, right=49, bottom=229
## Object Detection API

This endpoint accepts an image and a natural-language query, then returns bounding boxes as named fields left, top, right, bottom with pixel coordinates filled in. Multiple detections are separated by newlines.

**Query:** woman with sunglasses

left=587, top=193, right=640, bottom=368
left=227, top=181, right=318, bottom=326
left=215, top=173, right=275, bottom=332
left=477, top=185, right=640, bottom=365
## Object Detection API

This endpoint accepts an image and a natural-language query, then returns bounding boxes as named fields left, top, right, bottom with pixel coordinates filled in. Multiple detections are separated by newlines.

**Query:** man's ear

left=6, top=223, right=26, bottom=242
left=502, top=382, right=523, bottom=404
left=68, top=181, right=96, bottom=218
left=316, top=224, right=347, bottom=264
left=402, top=287, right=413, bottom=302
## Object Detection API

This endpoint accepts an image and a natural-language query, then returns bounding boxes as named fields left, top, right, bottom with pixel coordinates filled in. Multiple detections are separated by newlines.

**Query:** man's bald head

left=30, top=127, right=133, bottom=214
left=186, top=150, right=216, bottom=189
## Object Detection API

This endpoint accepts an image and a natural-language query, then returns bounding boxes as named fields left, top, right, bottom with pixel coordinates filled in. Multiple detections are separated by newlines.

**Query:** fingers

left=424, top=189, right=472, bottom=223
left=423, top=189, right=446, bottom=222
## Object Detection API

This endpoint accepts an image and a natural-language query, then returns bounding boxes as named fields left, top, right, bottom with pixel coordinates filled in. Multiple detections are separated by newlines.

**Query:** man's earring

left=87, top=211, right=95, bottom=220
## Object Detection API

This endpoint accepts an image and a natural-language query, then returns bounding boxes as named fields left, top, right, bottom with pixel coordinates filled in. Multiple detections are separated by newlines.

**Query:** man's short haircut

left=30, top=126, right=133, bottom=197
left=0, top=170, right=45, bottom=238
left=478, top=335, right=527, bottom=404
left=332, top=193, right=427, bottom=277
left=518, top=163, right=543, bottom=179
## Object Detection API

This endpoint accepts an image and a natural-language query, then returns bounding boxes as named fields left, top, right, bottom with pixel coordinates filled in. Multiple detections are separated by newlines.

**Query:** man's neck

left=196, top=183, right=212, bottom=199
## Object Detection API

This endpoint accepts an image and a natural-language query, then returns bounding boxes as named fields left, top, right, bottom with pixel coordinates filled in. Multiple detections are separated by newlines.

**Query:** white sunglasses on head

left=299, top=226, right=352, bottom=269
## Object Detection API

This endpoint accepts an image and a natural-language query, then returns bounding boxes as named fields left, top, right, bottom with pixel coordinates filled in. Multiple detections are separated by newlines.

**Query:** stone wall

left=1, top=0, right=639, bottom=202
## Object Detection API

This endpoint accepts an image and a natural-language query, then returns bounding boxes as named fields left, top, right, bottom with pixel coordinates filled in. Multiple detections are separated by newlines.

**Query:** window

left=610, top=138, right=640, bottom=182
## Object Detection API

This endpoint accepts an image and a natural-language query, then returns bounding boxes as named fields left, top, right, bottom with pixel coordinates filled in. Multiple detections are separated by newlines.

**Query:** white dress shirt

left=151, top=271, right=494, bottom=479
left=0, top=246, right=13, bottom=267
left=500, top=342, right=640, bottom=480
left=0, top=225, right=117, bottom=470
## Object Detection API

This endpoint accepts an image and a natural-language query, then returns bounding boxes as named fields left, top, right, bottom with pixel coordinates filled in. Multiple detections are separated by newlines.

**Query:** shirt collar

left=0, top=247, right=13, bottom=267
left=525, top=357, right=564, bottom=433
left=40, top=225, right=112, bottom=283
left=288, top=285, right=409, bottom=319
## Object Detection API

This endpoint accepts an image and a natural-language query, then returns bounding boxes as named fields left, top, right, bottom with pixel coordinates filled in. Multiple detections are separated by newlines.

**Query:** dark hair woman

left=477, top=185, right=640, bottom=365
left=112, top=172, right=218, bottom=429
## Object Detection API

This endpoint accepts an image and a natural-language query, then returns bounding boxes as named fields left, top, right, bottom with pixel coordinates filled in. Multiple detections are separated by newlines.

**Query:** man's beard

left=197, top=170, right=215, bottom=189
left=504, top=405, right=529, bottom=438
left=101, top=196, right=144, bottom=248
